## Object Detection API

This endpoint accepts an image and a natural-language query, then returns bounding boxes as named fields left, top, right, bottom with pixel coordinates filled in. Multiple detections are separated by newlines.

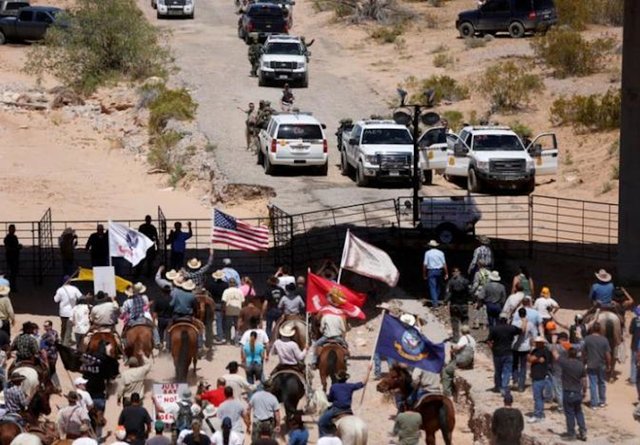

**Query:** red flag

left=306, top=272, right=366, bottom=319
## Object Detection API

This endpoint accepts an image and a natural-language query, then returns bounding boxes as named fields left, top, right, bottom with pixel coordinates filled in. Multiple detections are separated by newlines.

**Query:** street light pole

left=410, top=104, right=421, bottom=225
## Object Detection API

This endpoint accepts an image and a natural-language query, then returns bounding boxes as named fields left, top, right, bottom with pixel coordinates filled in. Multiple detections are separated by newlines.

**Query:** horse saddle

left=8, top=361, right=48, bottom=384
left=168, top=318, right=204, bottom=335
left=415, top=393, right=446, bottom=409
left=270, top=365, right=306, bottom=385
left=332, top=410, right=354, bottom=423
left=123, top=320, right=154, bottom=335
left=318, top=340, right=349, bottom=355
left=0, top=413, right=25, bottom=431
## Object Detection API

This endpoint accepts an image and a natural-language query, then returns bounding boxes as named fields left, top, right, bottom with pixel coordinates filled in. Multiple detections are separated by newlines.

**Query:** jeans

left=427, top=269, right=444, bottom=305
left=552, top=374, right=563, bottom=408
left=532, top=379, right=546, bottom=418
left=563, top=390, right=586, bottom=436
left=224, top=315, right=239, bottom=344
left=631, top=350, right=638, bottom=384
left=266, top=309, right=281, bottom=337
left=318, top=406, right=350, bottom=437
left=485, top=302, right=502, bottom=328
left=214, top=305, right=224, bottom=341
left=245, top=362, right=263, bottom=384
left=587, top=367, right=606, bottom=407
left=157, top=317, right=170, bottom=346
left=512, top=351, right=528, bottom=391
left=493, top=354, right=513, bottom=395
left=60, top=317, right=72, bottom=347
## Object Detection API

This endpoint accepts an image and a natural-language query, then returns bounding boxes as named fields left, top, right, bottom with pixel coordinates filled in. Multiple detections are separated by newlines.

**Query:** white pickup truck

left=258, top=34, right=309, bottom=87
left=441, top=125, right=558, bottom=194
left=417, top=125, right=455, bottom=185
left=153, top=0, right=195, bottom=19
left=339, top=120, right=413, bottom=187
left=419, top=195, right=481, bottom=244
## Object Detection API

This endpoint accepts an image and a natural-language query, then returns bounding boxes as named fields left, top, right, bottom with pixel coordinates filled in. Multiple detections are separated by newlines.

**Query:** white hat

left=211, top=270, right=225, bottom=280
left=489, top=271, right=501, bottom=282
left=279, top=325, right=296, bottom=337
left=165, top=269, right=179, bottom=280
left=190, top=403, right=202, bottom=416
left=202, top=403, right=216, bottom=418
left=428, top=239, right=439, bottom=248
left=133, top=282, right=147, bottom=294
left=0, top=286, right=9, bottom=296
left=180, top=388, right=192, bottom=402
left=222, top=258, right=232, bottom=266
left=73, top=377, right=88, bottom=386
left=595, top=269, right=612, bottom=283
left=187, top=258, right=202, bottom=270
left=180, top=279, right=196, bottom=291
left=400, top=313, right=416, bottom=327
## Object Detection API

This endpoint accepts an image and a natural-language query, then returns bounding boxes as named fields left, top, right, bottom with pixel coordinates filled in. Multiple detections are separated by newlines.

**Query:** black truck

left=0, top=6, right=62, bottom=44
left=237, top=3, right=287, bottom=44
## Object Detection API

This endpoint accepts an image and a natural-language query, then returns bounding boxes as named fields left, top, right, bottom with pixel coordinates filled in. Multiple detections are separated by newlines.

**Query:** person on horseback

left=590, top=269, right=614, bottom=307
left=310, top=289, right=349, bottom=370
left=267, top=325, right=307, bottom=374
left=263, top=276, right=285, bottom=337
left=11, top=322, right=43, bottom=368
left=167, top=279, right=203, bottom=351
left=317, top=364, right=372, bottom=437
left=121, top=283, right=160, bottom=349
left=4, top=373, right=28, bottom=418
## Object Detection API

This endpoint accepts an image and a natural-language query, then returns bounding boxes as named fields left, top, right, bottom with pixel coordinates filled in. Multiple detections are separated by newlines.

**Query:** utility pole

left=618, top=0, right=640, bottom=283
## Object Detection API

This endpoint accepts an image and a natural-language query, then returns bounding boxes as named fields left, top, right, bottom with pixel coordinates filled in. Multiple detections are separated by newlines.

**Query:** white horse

left=13, top=367, right=39, bottom=399
left=312, top=389, right=368, bottom=445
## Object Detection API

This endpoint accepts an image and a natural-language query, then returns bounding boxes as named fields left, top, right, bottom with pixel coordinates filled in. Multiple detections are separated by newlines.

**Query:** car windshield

left=248, top=6, right=283, bottom=17
left=277, top=124, right=323, bottom=140
left=264, top=42, right=303, bottom=55
left=473, top=134, right=524, bottom=151
left=361, top=128, right=412, bottom=145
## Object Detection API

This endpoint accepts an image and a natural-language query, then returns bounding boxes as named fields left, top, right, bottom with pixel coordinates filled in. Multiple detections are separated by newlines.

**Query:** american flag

left=211, top=209, right=270, bottom=252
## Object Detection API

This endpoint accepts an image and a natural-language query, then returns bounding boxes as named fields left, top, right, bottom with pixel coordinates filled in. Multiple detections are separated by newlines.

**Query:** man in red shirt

left=198, top=378, right=226, bottom=407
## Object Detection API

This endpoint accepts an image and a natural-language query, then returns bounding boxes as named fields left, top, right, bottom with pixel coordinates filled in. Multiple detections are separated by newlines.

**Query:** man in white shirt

left=502, top=283, right=526, bottom=320
left=73, top=377, right=94, bottom=412
left=221, top=361, right=253, bottom=400
left=423, top=240, right=448, bottom=307
left=238, top=317, right=269, bottom=347
left=89, top=292, right=119, bottom=329
left=275, top=266, right=295, bottom=289
left=267, top=325, right=307, bottom=373
left=53, top=281, right=82, bottom=347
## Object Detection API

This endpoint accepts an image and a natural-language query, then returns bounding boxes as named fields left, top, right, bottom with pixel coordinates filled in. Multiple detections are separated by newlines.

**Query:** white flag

left=108, top=221, right=154, bottom=267
left=340, top=230, right=399, bottom=287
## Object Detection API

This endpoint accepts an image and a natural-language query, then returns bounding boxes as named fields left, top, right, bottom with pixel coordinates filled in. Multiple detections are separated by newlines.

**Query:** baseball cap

left=74, top=377, right=88, bottom=386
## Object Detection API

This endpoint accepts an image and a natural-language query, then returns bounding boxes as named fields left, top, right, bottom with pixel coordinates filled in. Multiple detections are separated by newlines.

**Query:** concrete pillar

left=618, top=0, right=640, bottom=283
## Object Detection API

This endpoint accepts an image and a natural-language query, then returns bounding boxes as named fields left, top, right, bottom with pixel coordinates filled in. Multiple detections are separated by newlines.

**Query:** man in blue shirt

left=167, top=222, right=193, bottom=270
left=511, top=296, right=543, bottom=336
left=590, top=269, right=614, bottom=306
left=422, top=240, right=448, bottom=307
left=317, top=363, right=372, bottom=437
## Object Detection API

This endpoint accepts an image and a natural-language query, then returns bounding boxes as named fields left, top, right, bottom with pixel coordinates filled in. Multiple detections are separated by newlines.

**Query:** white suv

left=258, top=112, right=328, bottom=175
left=258, top=35, right=309, bottom=88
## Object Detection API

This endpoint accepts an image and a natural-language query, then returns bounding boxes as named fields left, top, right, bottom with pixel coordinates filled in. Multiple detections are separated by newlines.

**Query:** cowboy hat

left=400, top=313, right=416, bottom=327
left=187, top=258, right=202, bottom=270
left=133, top=282, right=147, bottom=294
left=0, top=286, right=10, bottom=296
left=279, top=325, right=296, bottom=337
left=74, top=377, right=88, bottom=386
left=181, top=279, right=196, bottom=291
left=222, top=258, right=232, bottom=266
left=9, top=373, right=26, bottom=381
left=165, top=269, right=179, bottom=280
left=595, top=269, right=612, bottom=283
left=202, top=404, right=216, bottom=419
left=489, top=271, right=501, bottom=282
left=428, top=239, right=439, bottom=248
left=211, top=270, right=225, bottom=280
left=180, top=388, right=192, bottom=402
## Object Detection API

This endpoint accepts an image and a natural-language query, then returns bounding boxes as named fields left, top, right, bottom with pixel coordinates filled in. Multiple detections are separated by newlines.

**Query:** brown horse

left=317, top=343, right=348, bottom=391
left=169, top=322, right=199, bottom=381
left=377, top=365, right=455, bottom=445
left=194, top=294, right=216, bottom=348
left=86, top=332, right=120, bottom=359
left=238, top=299, right=263, bottom=334
left=124, top=325, right=154, bottom=363
left=0, top=384, right=57, bottom=445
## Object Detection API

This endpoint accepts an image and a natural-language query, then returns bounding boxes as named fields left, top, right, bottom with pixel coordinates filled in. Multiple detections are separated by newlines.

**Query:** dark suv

left=456, top=0, right=557, bottom=39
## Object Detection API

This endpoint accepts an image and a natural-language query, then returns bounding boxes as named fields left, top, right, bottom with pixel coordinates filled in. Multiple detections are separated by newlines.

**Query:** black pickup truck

left=238, top=3, right=287, bottom=44
left=0, top=6, right=62, bottom=44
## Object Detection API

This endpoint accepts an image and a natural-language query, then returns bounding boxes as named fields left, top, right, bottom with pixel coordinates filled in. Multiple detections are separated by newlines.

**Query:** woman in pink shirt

left=240, top=277, right=256, bottom=298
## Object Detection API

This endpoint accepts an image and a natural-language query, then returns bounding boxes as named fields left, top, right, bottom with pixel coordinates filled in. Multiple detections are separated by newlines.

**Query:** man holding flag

left=310, top=288, right=349, bottom=369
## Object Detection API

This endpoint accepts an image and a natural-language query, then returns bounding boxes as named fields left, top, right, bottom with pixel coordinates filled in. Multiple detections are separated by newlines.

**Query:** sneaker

left=598, top=402, right=607, bottom=408
left=589, top=404, right=601, bottom=410
left=527, top=416, right=543, bottom=423
left=559, top=433, right=576, bottom=441
left=577, top=432, right=587, bottom=442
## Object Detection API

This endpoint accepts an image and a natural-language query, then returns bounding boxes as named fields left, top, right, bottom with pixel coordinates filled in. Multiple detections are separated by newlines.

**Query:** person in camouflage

left=256, top=101, right=274, bottom=130
left=248, top=36, right=262, bottom=77
left=242, top=102, right=258, bottom=151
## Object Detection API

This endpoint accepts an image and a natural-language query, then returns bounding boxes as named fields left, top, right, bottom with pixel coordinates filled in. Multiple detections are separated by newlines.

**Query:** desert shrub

left=26, top=0, right=170, bottom=94
left=402, top=75, right=470, bottom=105
left=554, top=0, right=589, bottom=29
left=370, top=23, right=405, bottom=43
left=530, top=28, right=616, bottom=78
left=510, top=121, right=534, bottom=141
left=433, top=53, right=454, bottom=68
left=479, top=61, right=544, bottom=111
left=148, top=130, right=181, bottom=171
left=169, top=163, right=186, bottom=187
left=441, top=110, right=464, bottom=131
left=148, top=87, right=197, bottom=134
left=464, top=37, right=487, bottom=49
left=550, top=89, right=620, bottom=132
left=588, top=0, right=624, bottom=26
left=431, top=44, right=448, bottom=54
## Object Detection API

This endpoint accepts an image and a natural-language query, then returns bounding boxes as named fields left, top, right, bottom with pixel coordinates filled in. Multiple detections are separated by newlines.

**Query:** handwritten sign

left=152, top=383, right=188, bottom=423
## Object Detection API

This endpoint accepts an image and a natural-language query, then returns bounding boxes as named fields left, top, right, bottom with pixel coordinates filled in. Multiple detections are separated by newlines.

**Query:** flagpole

left=108, top=220, right=113, bottom=267
left=359, top=308, right=386, bottom=406
left=337, top=229, right=350, bottom=284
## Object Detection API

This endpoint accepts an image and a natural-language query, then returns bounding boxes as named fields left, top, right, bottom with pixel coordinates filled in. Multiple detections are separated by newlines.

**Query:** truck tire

left=508, top=21, right=525, bottom=38
left=300, top=74, right=308, bottom=88
left=421, top=169, right=433, bottom=185
left=189, top=12, right=195, bottom=19
left=467, top=168, right=482, bottom=193
left=258, top=73, right=266, bottom=87
left=317, top=162, right=328, bottom=176
left=257, top=149, right=264, bottom=166
left=0, top=31, right=5, bottom=45
left=264, top=154, right=275, bottom=175
left=436, top=223, right=458, bottom=245
left=459, top=22, right=475, bottom=39
left=523, top=178, right=535, bottom=194
left=356, top=162, right=370, bottom=187
left=156, top=11, right=162, bottom=19
left=340, top=151, right=352, bottom=176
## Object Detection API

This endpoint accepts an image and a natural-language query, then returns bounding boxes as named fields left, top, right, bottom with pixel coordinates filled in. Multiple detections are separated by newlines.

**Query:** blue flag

left=375, top=313, right=445, bottom=373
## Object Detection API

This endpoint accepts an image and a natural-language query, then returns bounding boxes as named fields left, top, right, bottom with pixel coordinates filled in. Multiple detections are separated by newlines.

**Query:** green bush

left=550, top=89, right=621, bottom=132
left=148, top=87, right=197, bottom=134
left=441, top=110, right=464, bottom=131
left=510, top=121, right=534, bottom=141
left=433, top=53, right=454, bottom=68
left=479, top=61, right=544, bottom=111
left=26, top=0, right=170, bottom=94
left=530, top=28, right=616, bottom=78
left=402, top=75, right=469, bottom=105
left=370, top=24, right=405, bottom=43
left=148, top=130, right=181, bottom=171
left=554, top=0, right=590, bottom=30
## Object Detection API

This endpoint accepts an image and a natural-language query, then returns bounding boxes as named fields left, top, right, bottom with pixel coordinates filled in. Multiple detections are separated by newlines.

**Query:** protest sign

left=152, top=382, right=188, bottom=423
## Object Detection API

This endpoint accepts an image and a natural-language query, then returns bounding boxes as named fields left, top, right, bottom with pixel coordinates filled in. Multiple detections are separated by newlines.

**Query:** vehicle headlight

left=364, top=155, right=378, bottom=165
left=476, top=161, right=489, bottom=171
left=297, top=61, right=306, bottom=69
left=185, top=0, right=192, bottom=4
left=526, top=159, right=535, bottom=170
left=261, top=61, right=271, bottom=69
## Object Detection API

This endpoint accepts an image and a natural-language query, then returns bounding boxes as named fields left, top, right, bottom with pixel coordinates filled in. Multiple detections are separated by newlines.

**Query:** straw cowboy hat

left=595, top=269, right=612, bottom=283
left=211, top=270, right=225, bottom=280
left=180, top=280, right=196, bottom=291
left=187, top=258, right=202, bottom=270
left=279, top=325, right=296, bottom=337
left=165, top=269, right=179, bottom=280
left=133, top=282, right=147, bottom=294
left=489, top=271, right=501, bottom=282
left=0, top=286, right=9, bottom=296
left=428, top=239, right=439, bottom=248
left=400, top=313, right=416, bottom=327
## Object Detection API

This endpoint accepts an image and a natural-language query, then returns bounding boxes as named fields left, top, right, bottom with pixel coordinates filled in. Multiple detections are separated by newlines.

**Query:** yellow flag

left=71, top=267, right=132, bottom=293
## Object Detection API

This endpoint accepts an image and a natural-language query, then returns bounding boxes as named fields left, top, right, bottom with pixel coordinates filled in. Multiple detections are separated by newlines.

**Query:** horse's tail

left=177, top=330, right=189, bottom=382
left=439, top=399, right=452, bottom=445
left=327, top=349, right=338, bottom=383
left=605, top=318, right=615, bottom=348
